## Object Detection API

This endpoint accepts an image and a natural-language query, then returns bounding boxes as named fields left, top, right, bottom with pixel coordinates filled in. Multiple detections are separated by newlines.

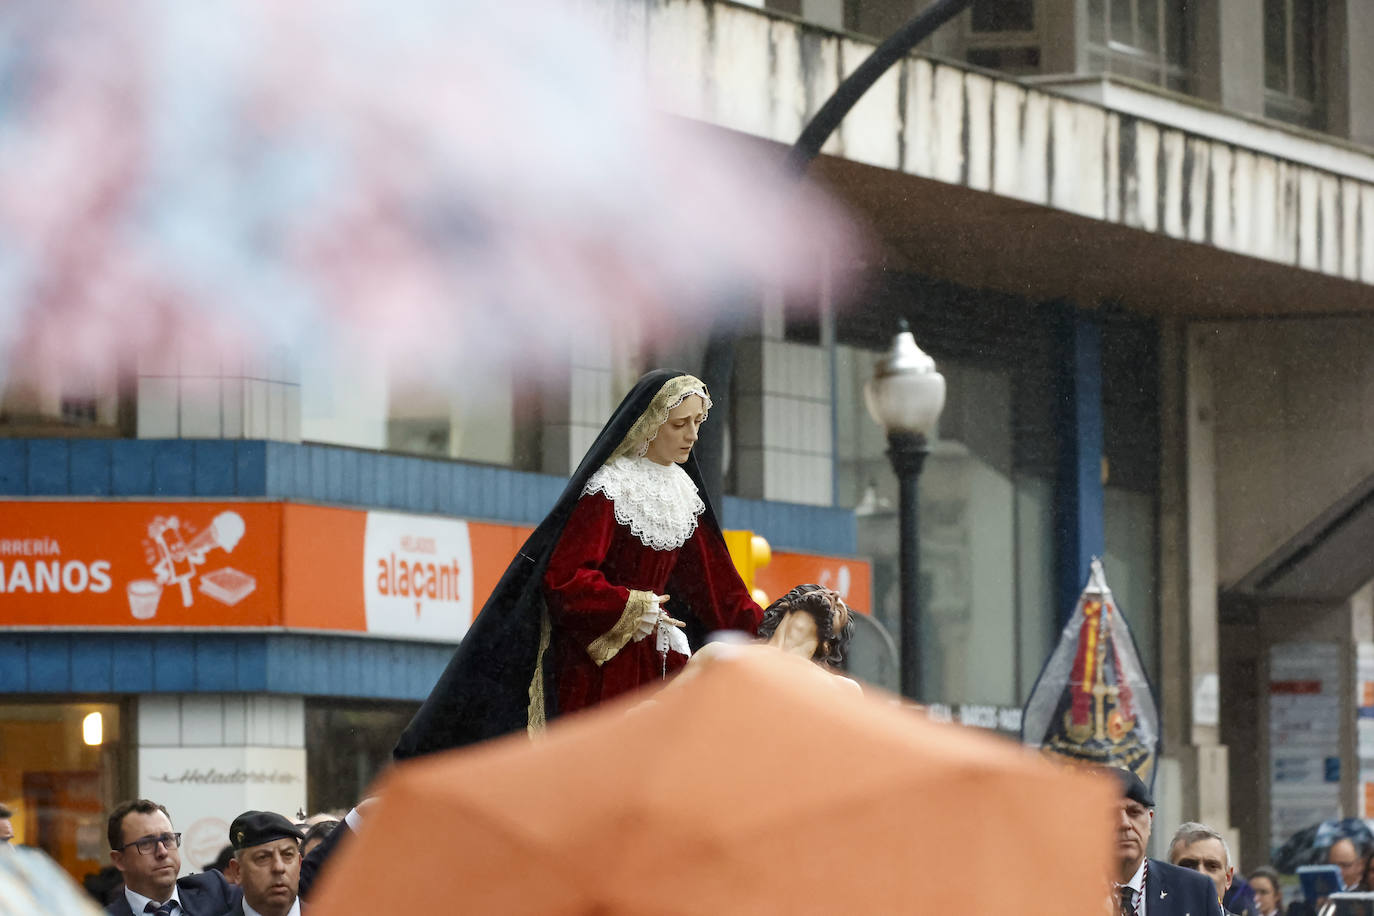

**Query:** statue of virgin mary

left=394, top=370, right=763, bottom=759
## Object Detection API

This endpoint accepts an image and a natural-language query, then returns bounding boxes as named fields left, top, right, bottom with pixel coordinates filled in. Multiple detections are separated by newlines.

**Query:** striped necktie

left=145, top=901, right=177, bottom=916
left=1118, top=885, right=1136, bottom=916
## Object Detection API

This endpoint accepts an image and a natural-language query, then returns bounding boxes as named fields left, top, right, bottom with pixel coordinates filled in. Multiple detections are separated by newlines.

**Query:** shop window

left=837, top=342, right=1054, bottom=706
left=385, top=370, right=522, bottom=467
left=832, top=276, right=1059, bottom=707
left=305, top=701, right=419, bottom=815
left=1104, top=487, right=1158, bottom=676
left=0, top=702, right=128, bottom=886
left=1101, top=314, right=1161, bottom=680
left=1086, top=0, right=1192, bottom=93
left=1263, top=0, right=1323, bottom=130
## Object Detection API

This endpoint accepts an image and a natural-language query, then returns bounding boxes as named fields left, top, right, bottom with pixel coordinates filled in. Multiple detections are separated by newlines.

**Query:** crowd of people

left=1110, top=768, right=1374, bottom=916
left=6, top=370, right=1372, bottom=913
left=78, top=799, right=347, bottom=916
left=0, top=759, right=1354, bottom=915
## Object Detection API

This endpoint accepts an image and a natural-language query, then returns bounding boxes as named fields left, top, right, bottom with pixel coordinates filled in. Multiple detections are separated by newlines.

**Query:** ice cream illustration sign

left=0, top=502, right=280, bottom=628
left=0, top=501, right=479, bottom=635
left=134, top=510, right=256, bottom=617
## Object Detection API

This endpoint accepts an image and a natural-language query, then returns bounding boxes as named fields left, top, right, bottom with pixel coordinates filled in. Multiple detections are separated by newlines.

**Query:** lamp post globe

left=864, top=320, right=945, bottom=701
left=863, top=320, right=946, bottom=439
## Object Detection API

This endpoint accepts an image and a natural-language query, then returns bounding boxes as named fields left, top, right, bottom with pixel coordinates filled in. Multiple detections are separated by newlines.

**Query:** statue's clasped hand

left=633, top=594, right=684, bottom=641
left=630, top=593, right=691, bottom=660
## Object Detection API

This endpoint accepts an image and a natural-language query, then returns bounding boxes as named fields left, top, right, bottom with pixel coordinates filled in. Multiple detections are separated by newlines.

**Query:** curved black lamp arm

left=697, top=0, right=972, bottom=511
left=785, top=0, right=974, bottom=175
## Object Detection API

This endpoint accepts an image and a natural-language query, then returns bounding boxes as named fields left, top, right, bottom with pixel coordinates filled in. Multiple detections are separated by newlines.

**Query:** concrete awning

left=811, top=154, right=1374, bottom=318
left=633, top=0, right=1374, bottom=317
left=1228, top=470, right=1374, bottom=602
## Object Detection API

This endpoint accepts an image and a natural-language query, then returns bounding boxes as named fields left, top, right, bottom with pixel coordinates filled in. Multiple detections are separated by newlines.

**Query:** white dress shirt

left=124, top=885, right=182, bottom=915
left=243, top=899, right=302, bottom=916
left=1118, top=858, right=1147, bottom=915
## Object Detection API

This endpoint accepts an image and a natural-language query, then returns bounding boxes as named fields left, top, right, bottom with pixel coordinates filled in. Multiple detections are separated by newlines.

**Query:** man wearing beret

left=1109, top=768, right=1225, bottom=916
left=224, top=812, right=305, bottom=916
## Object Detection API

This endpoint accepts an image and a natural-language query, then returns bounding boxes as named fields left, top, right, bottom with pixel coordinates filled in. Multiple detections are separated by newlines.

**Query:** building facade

left=6, top=0, right=1374, bottom=883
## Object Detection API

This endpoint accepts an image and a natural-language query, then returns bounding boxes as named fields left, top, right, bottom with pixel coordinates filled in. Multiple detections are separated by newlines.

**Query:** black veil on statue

left=394, top=369, right=724, bottom=759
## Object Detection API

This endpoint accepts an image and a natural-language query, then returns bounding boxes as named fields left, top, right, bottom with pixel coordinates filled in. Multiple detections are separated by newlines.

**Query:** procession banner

left=1021, top=559, right=1160, bottom=786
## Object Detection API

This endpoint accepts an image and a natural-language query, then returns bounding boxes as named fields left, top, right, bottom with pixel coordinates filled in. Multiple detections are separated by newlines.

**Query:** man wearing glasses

left=105, top=799, right=242, bottom=916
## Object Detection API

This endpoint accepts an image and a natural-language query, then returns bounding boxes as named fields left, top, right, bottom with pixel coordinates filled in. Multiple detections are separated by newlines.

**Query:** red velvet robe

left=542, top=492, right=762, bottom=714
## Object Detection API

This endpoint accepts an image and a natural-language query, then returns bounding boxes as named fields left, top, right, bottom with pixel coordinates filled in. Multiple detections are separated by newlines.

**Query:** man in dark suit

left=1110, top=768, right=1226, bottom=916
left=105, top=798, right=241, bottom=916
left=222, top=811, right=304, bottom=916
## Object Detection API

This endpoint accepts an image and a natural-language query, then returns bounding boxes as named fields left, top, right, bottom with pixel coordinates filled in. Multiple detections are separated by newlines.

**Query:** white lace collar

left=582, top=456, right=705, bottom=551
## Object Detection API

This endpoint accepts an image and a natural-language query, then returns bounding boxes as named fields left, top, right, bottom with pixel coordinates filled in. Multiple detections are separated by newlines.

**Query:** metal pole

left=786, top=0, right=976, bottom=174
left=887, top=431, right=929, bottom=701
left=696, top=0, right=974, bottom=503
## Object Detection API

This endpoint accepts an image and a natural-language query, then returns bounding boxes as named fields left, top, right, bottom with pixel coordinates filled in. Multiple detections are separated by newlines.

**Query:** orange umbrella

left=312, top=649, right=1115, bottom=915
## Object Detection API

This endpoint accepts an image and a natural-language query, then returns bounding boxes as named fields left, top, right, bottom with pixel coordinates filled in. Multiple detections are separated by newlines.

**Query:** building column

left=1157, top=320, right=1232, bottom=855
left=136, top=695, right=306, bottom=875
left=732, top=288, right=835, bottom=508
left=1324, top=1, right=1374, bottom=148
left=538, top=341, right=639, bottom=478
left=1035, top=0, right=1085, bottom=76
left=1191, top=0, right=1264, bottom=118
left=1054, top=307, right=1104, bottom=623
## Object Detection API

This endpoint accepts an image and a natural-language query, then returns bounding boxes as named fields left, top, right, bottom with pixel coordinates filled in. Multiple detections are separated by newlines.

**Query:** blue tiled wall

left=0, top=439, right=267, bottom=499
left=0, top=632, right=452, bottom=700
left=0, top=439, right=856, bottom=554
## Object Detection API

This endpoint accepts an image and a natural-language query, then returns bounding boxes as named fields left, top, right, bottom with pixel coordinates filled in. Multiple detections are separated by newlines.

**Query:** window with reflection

left=0, top=702, right=129, bottom=886
left=971, top=0, right=1033, bottom=33
left=1101, top=316, right=1160, bottom=681
left=825, top=279, right=1163, bottom=705
left=830, top=278, right=1060, bottom=707
left=0, top=373, right=128, bottom=436
left=305, top=701, right=419, bottom=815
left=1086, top=0, right=1191, bottom=93
left=838, top=345, right=1057, bottom=705
left=964, top=0, right=1042, bottom=77
left=1263, top=0, right=1323, bottom=129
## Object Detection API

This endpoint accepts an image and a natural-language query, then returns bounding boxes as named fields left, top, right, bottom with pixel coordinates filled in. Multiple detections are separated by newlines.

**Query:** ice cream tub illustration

left=126, top=579, right=163, bottom=619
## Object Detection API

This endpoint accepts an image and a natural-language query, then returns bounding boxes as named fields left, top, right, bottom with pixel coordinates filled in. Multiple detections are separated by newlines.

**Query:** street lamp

left=864, top=319, right=946, bottom=701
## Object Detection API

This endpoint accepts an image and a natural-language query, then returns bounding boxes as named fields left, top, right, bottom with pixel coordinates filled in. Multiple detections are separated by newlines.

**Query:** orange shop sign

left=1, top=501, right=870, bottom=636
left=0, top=502, right=282, bottom=628
left=754, top=549, right=871, bottom=615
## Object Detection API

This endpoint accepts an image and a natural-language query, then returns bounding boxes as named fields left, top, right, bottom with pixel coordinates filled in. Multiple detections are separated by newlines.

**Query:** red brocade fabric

left=543, top=492, right=762, bottom=715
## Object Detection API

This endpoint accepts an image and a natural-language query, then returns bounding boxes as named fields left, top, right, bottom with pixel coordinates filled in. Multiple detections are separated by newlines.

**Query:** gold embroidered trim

left=586, top=589, right=656, bottom=665
left=611, top=375, right=712, bottom=461
left=526, top=610, right=553, bottom=737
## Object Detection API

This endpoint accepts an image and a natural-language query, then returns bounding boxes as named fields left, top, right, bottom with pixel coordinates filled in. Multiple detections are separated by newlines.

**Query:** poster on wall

left=1358, top=643, right=1374, bottom=817
left=138, top=746, right=307, bottom=876
left=1269, top=641, right=1342, bottom=855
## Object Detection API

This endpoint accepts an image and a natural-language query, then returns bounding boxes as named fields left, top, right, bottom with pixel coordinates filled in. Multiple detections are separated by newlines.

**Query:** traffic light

left=723, top=529, right=771, bottom=607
